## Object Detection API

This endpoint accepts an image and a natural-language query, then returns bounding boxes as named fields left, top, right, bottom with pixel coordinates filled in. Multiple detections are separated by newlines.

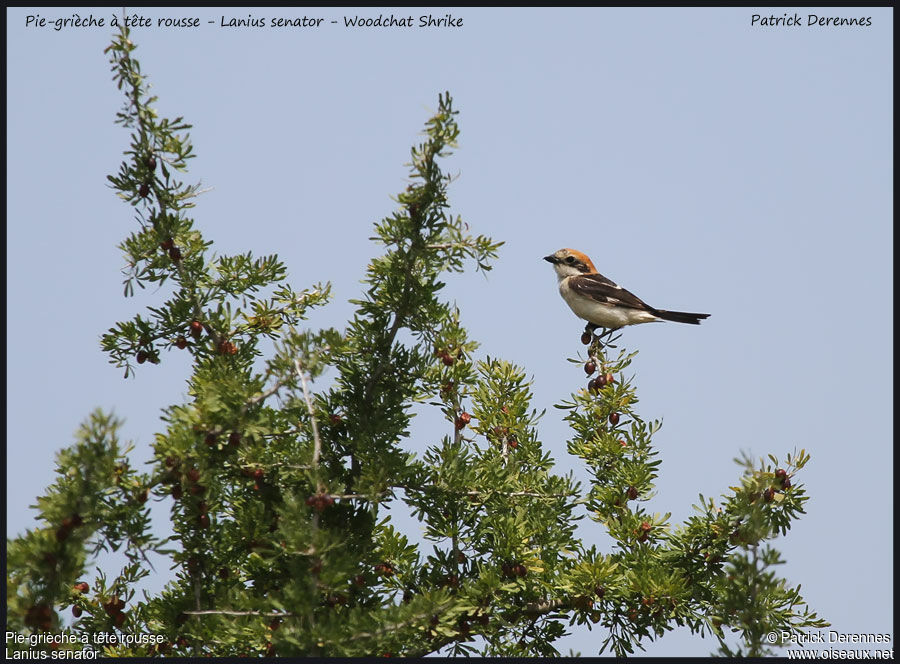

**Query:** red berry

left=136, top=350, right=148, bottom=364
left=253, top=469, right=264, bottom=481
left=74, top=582, right=89, bottom=593
left=588, top=378, right=598, bottom=392
left=508, top=437, right=518, bottom=449
left=442, top=353, right=455, bottom=366
left=584, top=361, right=596, bottom=375
left=24, top=604, right=46, bottom=628
left=609, top=412, right=620, bottom=426
left=455, top=412, right=471, bottom=430
left=781, top=477, right=792, bottom=489
left=515, top=563, right=527, bottom=577
left=168, top=246, right=182, bottom=262
left=114, top=611, right=126, bottom=628
left=574, top=595, right=593, bottom=611
left=217, top=340, right=238, bottom=355
left=138, top=183, right=150, bottom=198
left=269, top=618, right=282, bottom=631
left=627, top=486, right=639, bottom=501
left=329, top=414, right=343, bottom=426
left=228, top=431, right=241, bottom=447
left=581, top=331, right=592, bottom=345
left=175, top=336, right=188, bottom=349
left=146, top=155, right=157, bottom=171
left=197, top=514, right=210, bottom=529
left=775, top=468, right=787, bottom=480
left=639, top=522, right=652, bottom=541
left=160, top=237, right=175, bottom=251
left=103, top=598, right=123, bottom=616
left=189, top=321, right=203, bottom=339
left=594, top=585, right=606, bottom=599
left=763, top=487, right=775, bottom=502
left=72, top=606, right=83, bottom=618
left=187, top=468, right=200, bottom=483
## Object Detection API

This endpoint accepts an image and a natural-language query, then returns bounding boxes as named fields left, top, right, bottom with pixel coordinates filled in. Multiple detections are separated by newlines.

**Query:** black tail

left=652, top=309, right=710, bottom=325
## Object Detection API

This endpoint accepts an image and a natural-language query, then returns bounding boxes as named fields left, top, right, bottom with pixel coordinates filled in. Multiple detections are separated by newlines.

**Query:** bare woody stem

left=294, top=358, right=322, bottom=472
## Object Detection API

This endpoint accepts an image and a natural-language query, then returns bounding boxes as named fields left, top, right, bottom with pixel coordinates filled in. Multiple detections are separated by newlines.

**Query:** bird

left=543, top=248, right=709, bottom=330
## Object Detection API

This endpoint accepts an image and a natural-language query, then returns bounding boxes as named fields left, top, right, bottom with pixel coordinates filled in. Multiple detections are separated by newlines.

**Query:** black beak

left=543, top=255, right=557, bottom=264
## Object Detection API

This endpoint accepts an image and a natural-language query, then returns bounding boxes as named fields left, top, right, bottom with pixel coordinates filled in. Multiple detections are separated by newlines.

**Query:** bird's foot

left=583, top=325, right=622, bottom=353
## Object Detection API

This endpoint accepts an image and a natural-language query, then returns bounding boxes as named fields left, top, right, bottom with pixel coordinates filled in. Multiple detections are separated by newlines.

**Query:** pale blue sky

left=6, top=7, right=893, bottom=656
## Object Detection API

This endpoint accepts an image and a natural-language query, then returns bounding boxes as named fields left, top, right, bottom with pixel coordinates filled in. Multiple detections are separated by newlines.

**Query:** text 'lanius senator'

left=544, top=248, right=710, bottom=332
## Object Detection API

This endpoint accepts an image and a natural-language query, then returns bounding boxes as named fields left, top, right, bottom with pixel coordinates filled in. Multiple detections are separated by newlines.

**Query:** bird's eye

left=565, top=256, right=575, bottom=264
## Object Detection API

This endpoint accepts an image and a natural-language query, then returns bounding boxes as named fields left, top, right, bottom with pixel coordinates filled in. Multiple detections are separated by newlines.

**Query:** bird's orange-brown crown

left=552, top=248, right=597, bottom=273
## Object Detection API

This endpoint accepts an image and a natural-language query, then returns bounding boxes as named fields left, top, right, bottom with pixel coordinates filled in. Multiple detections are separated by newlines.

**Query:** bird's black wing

left=567, top=273, right=654, bottom=311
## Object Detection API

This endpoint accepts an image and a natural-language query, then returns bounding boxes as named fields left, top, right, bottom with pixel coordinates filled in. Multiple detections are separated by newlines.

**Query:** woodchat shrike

left=544, top=248, right=710, bottom=329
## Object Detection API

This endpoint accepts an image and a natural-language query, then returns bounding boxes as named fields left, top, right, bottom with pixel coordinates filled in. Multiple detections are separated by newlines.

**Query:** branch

left=294, top=358, right=322, bottom=468
left=363, top=311, right=405, bottom=398
left=183, top=609, right=291, bottom=618
left=244, top=376, right=287, bottom=411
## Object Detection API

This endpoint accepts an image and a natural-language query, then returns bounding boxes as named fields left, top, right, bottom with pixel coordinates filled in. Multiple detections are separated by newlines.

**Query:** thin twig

left=294, top=358, right=322, bottom=468
left=245, top=377, right=287, bottom=410
left=183, top=609, right=292, bottom=618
